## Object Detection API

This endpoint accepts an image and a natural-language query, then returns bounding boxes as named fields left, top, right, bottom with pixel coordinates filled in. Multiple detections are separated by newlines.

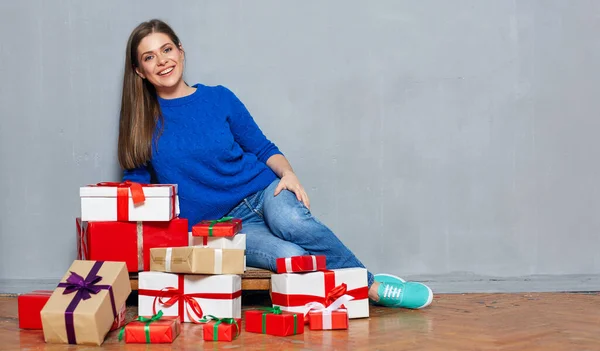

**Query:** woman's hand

left=274, top=172, right=310, bottom=209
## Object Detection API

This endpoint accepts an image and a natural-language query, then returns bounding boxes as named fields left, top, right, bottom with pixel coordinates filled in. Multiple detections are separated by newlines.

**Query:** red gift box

left=192, top=217, right=242, bottom=237
left=276, top=255, right=326, bottom=274
left=308, top=310, right=349, bottom=330
left=245, top=308, right=304, bottom=336
left=76, top=217, right=188, bottom=272
left=110, top=302, right=127, bottom=332
left=202, top=317, right=242, bottom=341
left=120, top=312, right=181, bottom=343
left=18, top=290, right=52, bottom=329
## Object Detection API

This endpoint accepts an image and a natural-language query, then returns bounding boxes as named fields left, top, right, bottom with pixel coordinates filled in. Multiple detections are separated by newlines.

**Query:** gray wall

left=2, top=0, right=600, bottom=293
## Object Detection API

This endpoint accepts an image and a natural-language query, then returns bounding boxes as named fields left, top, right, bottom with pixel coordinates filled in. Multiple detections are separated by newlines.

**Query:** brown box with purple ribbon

left=41, top=260, right=131, bottom=345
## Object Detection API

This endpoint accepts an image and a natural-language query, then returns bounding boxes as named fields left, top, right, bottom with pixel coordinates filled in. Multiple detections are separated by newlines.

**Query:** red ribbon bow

left=95, top=181, right=146, bottom=204
left=324, top=283, right=348, bottom=307
left=94, top=181, right=146, bottom=221
left=152, top=287, right=205, bottom=324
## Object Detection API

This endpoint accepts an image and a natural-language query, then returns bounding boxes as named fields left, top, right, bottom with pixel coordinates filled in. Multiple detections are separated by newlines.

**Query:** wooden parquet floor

left=1, top=292, right=599, bottom=351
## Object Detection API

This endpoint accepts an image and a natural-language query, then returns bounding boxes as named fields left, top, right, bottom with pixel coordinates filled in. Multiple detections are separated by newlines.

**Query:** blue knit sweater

left=122, top=84, right=281, bottom=229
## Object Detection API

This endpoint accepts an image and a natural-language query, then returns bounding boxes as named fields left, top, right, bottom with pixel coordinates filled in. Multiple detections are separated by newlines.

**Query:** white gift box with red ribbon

left=80, top=182, right=180, bottom=221
left=189, top=232, right=246, bottom=250
left=138, top=271, right=241, bottom=323
left=271, top=267, right=369, bottom=319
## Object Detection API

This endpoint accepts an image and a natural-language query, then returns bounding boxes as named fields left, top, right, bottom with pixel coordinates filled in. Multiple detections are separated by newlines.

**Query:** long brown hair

left=118, top=19, right=182, bottom=170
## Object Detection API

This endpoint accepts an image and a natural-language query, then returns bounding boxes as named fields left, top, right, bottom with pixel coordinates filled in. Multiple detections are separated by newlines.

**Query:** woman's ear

left=134, top=66, right=146, bottom=79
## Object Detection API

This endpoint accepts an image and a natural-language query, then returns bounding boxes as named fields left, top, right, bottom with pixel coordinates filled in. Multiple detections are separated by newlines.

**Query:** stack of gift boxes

left=250, top=255, right=370, bottom=335
left=16, top=181, right=371, bottom=345
left=137, top=216, right=246, bottom=342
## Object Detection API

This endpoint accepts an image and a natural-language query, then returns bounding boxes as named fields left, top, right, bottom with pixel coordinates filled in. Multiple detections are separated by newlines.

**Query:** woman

left=118, top=19, right=433, bottom=309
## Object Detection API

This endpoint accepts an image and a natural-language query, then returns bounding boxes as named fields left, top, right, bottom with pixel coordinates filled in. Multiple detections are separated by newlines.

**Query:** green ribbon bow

left=199, top=315, right=240, bottom=341
left=260, top=306, right=297, bottom=335
left=118, top=310, right=163, bottom=343
left=207, top=216, right=234, bottom=237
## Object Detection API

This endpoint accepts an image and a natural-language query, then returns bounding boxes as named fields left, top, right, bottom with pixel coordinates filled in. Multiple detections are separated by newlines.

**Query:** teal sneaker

left=374, top=273, right=406, bottom=284
left=373, top=274, right=433, bottom=309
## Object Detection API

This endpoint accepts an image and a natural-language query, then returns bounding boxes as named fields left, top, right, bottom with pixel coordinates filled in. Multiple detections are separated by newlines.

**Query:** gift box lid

left=80, top=183, right=178, bottom=198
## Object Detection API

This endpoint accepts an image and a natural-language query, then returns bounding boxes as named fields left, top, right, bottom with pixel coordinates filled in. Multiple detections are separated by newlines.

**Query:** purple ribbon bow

left=57, top=261, right=116, bottom=344
left=61, top=271, right=103, bottom=299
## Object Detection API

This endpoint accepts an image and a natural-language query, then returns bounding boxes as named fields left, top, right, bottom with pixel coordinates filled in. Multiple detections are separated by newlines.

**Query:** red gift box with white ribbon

left=305, top=294, right=354, bottom=330
left=276, top=255, right=326, bottom=274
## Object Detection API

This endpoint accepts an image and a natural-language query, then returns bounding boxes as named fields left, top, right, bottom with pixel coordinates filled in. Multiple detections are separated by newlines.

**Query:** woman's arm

left=222, top=85, right=310, bottom=208
left=122, top=165, right=152, bottom=183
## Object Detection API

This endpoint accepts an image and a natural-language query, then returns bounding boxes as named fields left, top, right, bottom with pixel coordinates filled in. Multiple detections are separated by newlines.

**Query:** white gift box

left=80, top=183, right=179, bottom=221
left=138, top=271, right=241, bottom=322
left=271, top=267, right=369, bottom=319
left=189, top=232, right=246, bottom=250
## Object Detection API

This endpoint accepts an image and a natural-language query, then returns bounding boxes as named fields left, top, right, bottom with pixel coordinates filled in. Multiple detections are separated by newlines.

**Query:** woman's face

left=135, top=32, right=185, bottom=94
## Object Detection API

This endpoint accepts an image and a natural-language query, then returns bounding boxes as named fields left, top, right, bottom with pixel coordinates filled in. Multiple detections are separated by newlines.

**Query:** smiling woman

left=117, top=19, right=434, bottom=310
left=135, top=34, right=191, bottom=99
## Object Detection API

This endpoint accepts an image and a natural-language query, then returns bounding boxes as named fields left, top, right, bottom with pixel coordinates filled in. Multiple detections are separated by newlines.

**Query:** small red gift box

left=276, top=255, right=326, bottom=273
left=110, top=302, right=127, bottom=332
left=192, top=217, right=242, bottom=237
left=76, top=217, right=188, bottom=272
left=308, top=310, right=349, bottom=330
left=245, top=308, right=304, bottom=336
left=202, top=317, right=242, bottom=341
left=120, top=313, right=181, bottom=344
left=18, top=290, right=52, bottom=329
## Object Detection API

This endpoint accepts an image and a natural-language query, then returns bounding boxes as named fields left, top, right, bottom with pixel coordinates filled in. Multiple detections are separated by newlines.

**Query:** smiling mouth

left=158, top=67, right=174, bottom=76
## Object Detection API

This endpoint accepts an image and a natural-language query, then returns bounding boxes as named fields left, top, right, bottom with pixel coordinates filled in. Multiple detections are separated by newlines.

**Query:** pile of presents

left=17, top=181, right=369, bottom=345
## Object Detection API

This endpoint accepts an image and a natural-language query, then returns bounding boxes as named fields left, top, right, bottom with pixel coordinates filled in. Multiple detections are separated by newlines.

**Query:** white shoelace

left=382, top=284, right=402, bottom=299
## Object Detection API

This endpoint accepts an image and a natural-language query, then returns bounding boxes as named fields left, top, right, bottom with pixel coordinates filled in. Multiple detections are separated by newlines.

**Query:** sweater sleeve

left=122, top=165, right=152, bottom=184
left=220, top=86, right=283, bottom=163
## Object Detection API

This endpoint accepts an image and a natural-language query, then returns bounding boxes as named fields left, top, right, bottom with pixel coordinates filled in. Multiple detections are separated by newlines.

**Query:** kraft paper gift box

left=276, top=255, right=326, bottom=274
left=80, top=181, right=179, bottom=222
left=271, top=268, right=369, bottom=319
left=150, top=247, right=245, bottom=274
left=191, top=217, right=242, bottom=237
left=19, top=290, right=127, bottom=331
left=40, top=260, right=131, bottom=345
left=138, top=271, right=242, bottom=322
left=189, top=232, right=247, bottom=272
left=76, top=217, right=188, bottom=272
left=120, top=312, right=181, bottom=344
left=201, top=316, right=242, bottom=341
left=245, top=307, right=304, bottom=336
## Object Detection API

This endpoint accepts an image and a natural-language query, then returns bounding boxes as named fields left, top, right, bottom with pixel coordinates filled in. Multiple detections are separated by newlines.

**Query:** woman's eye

left=164, top=47, right=172, bottom=53
left=144, top=55, right=153, bottom=62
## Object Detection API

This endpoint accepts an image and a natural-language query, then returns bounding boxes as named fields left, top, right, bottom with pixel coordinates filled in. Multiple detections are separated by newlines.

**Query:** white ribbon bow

left=304, top=294, right=354, bottom=330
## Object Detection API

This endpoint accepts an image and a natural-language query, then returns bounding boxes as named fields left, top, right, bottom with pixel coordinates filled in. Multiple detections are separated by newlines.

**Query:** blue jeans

left=226, top=179, right=375, bottom=287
